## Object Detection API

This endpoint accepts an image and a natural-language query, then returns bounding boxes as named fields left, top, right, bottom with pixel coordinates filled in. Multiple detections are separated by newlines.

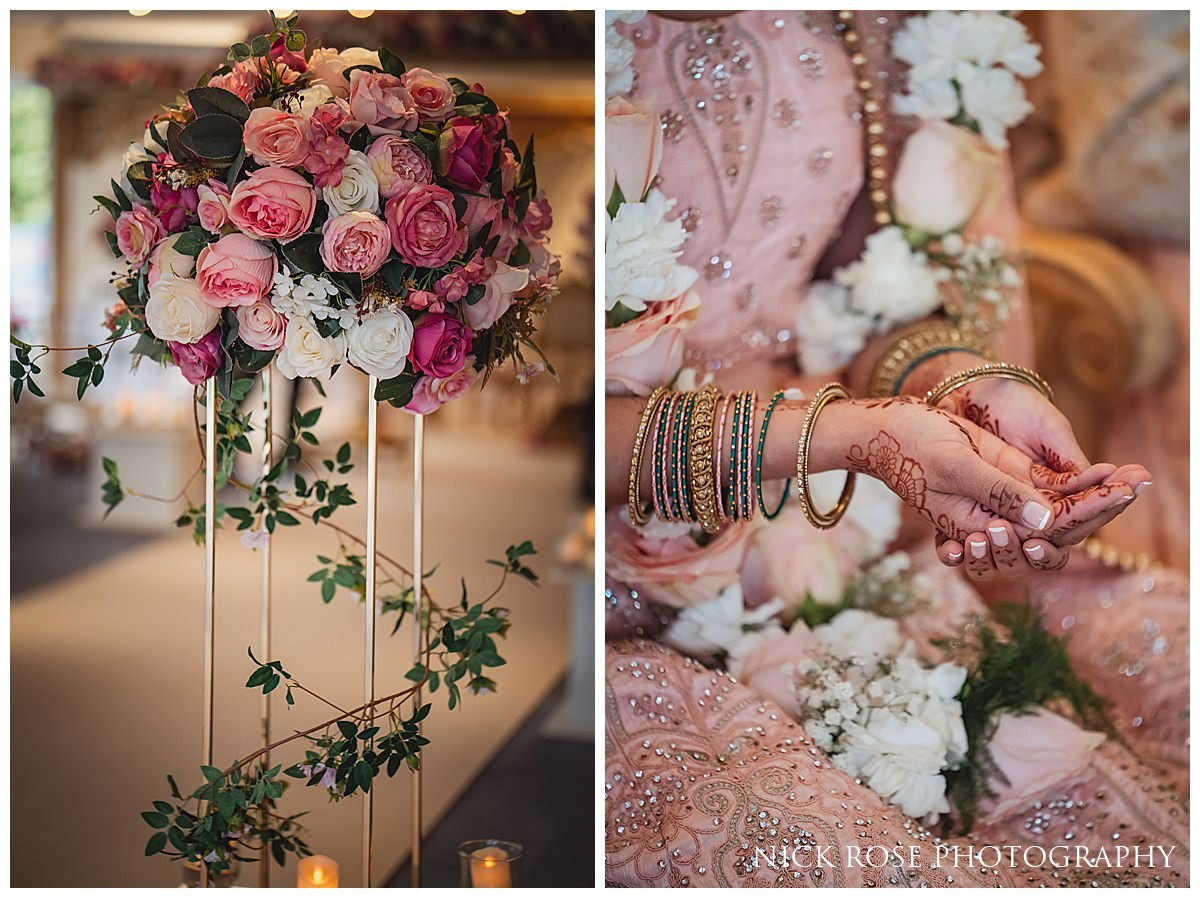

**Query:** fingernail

left=1119, top=494, right=1135, bottom=503
left=987, top=525, right=1009, bottom=548
left=947, top=550, right=962, bottom=561
left=969, top=540, right=987, bottom=559
left=1021, top=501, right=1052, bottom=530
left=1135, top=481, right=1153, bottom=496
left=1024, top=544, right=1045, bottom=561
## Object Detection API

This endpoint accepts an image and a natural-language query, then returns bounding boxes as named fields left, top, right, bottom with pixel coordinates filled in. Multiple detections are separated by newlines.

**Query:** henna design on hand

left=846, top=431, right=930, bottom=513
left=953, top=390, right=1001, bottom=438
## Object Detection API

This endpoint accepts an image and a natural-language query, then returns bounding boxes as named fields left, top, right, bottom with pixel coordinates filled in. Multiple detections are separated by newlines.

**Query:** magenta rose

left=269, top=35, right=307, bottom=73
left=385, top=183, right=464, bottom=268
left=408, top=312, right=473, bottom=378
left=115, top=205, right=166, bottom=266
left=196, top=233, right=278, bottom=307
left=404, top=357, right=479, bottom=414
left=243, top=107, right=312, bottom=168
left=366, top=135, right=432, bottom=199
left=228, top=166, right=316, bottom=244
left=401, top=67, right=456, bottom=122
left=436, top=116, right=494, bottom=191
left=348, top=70, right=418, bottom=133
left=196, top=179, right=232, bottom=233
left=235, top=299, right=286, bottom=351
left=169, top=329, right=222, bottom=385
left=320, top=211, right=392, bottom=277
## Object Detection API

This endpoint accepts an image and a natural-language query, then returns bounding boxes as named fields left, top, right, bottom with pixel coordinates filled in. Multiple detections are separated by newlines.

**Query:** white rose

left=322, top=150, right=379, bottom=216
left=346, top=306, right=414, bottom=379
left=292, top=84, right=335, bottom=115
left=794, top=281, right=874, bottom=375
left=834, top=227, right=947, bottom=325
left=605, top=189, right=698, bottom=313
left=959, top=64, right=1033, bottom=150
left=663, top=583, right=784, bottom=664
left=275, top=315, right=347, bottom=380
left=814, top=609, right=904, bottom=666
left=463, top=261, right=529, bottom=330
left=821, top=473, right=901, bottom=559
left=119, top=141, right=156, bottom=198
left=145, top=276, right=220, bottom=344
left=893, top=121, right=1003, bottom=235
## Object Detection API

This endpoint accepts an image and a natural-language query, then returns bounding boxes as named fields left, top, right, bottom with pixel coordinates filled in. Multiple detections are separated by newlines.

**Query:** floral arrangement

left=36, top=10, right=558, bottom=412
left=11, top=14, right=558, bottom=878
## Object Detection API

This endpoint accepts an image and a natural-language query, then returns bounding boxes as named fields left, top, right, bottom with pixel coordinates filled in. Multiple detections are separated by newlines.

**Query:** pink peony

left=385, top=183, right=464, bottom=268
left=169, top=329, right=223, bottom=385
left=196, top=179, right=232, bottom=234
left=195, top=233, right=278, bottom=308
left=228, top=166, right=316, bottom=244
left=366, top=135, right=432, bottom=199
left=408, top=312, right=473, bottom=377
left=436, top=116, right=494, bottom=191
left=207, top=60, right=257, bottom=103
left=115, top=205, right=166, bottom=266
left=401, top=67, right=456, bottom=122
left=235, top=299, right=286, bottom=351
left=348, top=70, right=418, bottom=133
left=319, top=211, right=392, bottom=277
left=604, top=288, right=699, bottom=397
left=734, top=626, right=821, bottom=712
left=404, top=357, right=479, bottom=414
left=243, top=107, right=312, bottom=168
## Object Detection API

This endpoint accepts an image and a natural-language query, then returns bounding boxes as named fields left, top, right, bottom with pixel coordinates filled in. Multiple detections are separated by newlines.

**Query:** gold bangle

left=687, top=383, right=723, bottom=534
left=628, top=386, right=669, bottom=527
left=866, top=320, right=993, bottom=398
left=923, top=362, right=1053, bottom=409
left=795, top=383, right=856, bottom=530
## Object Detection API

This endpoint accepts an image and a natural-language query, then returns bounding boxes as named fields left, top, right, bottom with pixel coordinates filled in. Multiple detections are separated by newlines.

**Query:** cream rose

left=605, top=96, right=664, bottom=204
left=462, top=261, right=529, bottom=330
left=274, top=315, right=347, bottom=380
left=322, top=150, right=380, bottom=216
left=307, top=46, right=381, bottom=99
left=235, top=299, right=286, bottom=351
left=145, top=275, right=221, bottom=344
left=147, top=236, right=196, bottom=288
left=345, top=306, right=414, bottom=379
left=892, top=121, right=1003, bottom=235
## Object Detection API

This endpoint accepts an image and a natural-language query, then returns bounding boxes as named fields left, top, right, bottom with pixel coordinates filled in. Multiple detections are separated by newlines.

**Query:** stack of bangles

left=627, top=383, right=857, bottom=533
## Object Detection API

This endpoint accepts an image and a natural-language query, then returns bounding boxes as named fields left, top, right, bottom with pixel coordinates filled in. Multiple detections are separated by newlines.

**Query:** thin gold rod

left=258, top=367, right=273, bottom=888
left=411, top=413, right=425, bottom=888
left=363, top=376, right=380, bottom=887
left=201, top=378, right=217, bottom=889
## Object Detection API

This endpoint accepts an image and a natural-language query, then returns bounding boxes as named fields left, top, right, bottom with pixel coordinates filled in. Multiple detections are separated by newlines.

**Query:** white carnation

left=958, top=65, right=1033, bottom=150
left=322, top=150, right=379, bottom=216
left=834, top=227, right=946, bottom=325
left=346, top=306, right=413, bottom=379
left=605, top=189, right=698, bottom=313
left=813, top=609, right=904, bottom=668
left=275, top=315, right=347, bottom=380
left=663, top=583, right=784, bottom=663
left=605, top=11, right=645, bottom=98
left=836, top=709, right=952, bottom=821
left=144, top=276, right=220, bottom=344
left=794, top=281, right=874, bottom=375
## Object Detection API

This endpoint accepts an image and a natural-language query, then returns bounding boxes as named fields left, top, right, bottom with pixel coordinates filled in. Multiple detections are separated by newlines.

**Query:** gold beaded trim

left=838, top=10, right=892, bottom=227
left=866, top=320, right=994, bottom=398
left=923, top=362, right=1053, bottom=409
left=627, top=386, right=668, bottom=528
left=687, top=384, right=723, bottom=534
left=795, top=383, right=856, bottom=530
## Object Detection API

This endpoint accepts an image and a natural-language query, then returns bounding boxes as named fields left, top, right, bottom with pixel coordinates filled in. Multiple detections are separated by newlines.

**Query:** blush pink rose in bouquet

left=235, top=299, right=287, bottom=351
left=402, top=67, right=456, bottom=122
left=604, top=288, right=700, bottom=397
left=348, top=70, right=418, bottom=133
left=408, top=312, right=473, bottom=378
left=168, top=329, right=223, bottom=385
left=243, top=107, right=312, bottom=167
left=367, top=135, right=432, bottom=199
left=740, top=503, right=863, bottom=609
left=306, top=46, right=380, bottom=98
left=228, top=166, right=316, bottom=243
left=196, top=233, right=277, bottom=307
left=320, top=211, right=391, bottom=277
left=405, top=357, right=480, bottom=414
left=462, top=195, right=518, bottom=261
left=605, top=96, right=664, bottom=204
left=196, top=180, right=233, bottom=233
left=463, top=261, right=529, bottom=330
left=385, top=183, right=463, bottom=268
left=437, top=116, right=494, bottom=191
left=206, top=59, right=257, bottom=103
left=116, top=205, right=166, bottom=266
left=733, top=625, right=821, bottom=713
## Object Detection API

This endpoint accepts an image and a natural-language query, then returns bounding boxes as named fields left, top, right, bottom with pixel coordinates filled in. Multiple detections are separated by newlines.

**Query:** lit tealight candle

left=469, top=846, right=512, bottom=888
left=297, top=855, right=339, bottom=888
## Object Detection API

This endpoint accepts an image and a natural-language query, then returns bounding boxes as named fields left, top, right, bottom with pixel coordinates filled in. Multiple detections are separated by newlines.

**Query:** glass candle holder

left=458, top=839, right=524, bottom=888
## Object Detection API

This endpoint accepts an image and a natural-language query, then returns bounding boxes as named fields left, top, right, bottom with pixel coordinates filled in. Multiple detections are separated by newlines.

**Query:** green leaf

left=172, top=226, right=216, bottom=257
left=280, top=233, right=325, bottom=276
left=347, top=125, right=372, bottom=153
left=201, top=765, right=223, bottom=782
left=250, top=34, right=272, bottom=56
left=141, top=810, right=169, bottom=829
left=375, top=371, right=418, bottom=408
left=229, top=42, right=252, bottom=62
left=285, top=30, right=306, bottom=52
left=337, top=720, right=358, bottom=740
left=378, top=47, right=406, bottom=77
left=187, top=86, right=251, bottom=124
left=94, top=194, right=122, bottom=221
left=216, top=790, right=236, bottom=821
left=178, top=114, right=244, bottom=160
left=144, top=831, right=168, bottom=856
left=606, top=179, right=626, bottom=219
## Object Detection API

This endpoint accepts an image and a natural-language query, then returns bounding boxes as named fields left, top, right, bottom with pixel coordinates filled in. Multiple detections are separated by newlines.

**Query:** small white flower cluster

left=605, top=11, right=646, bottom=98
left=604, top=189, right=698, bottom=314
left=849, top=551, right=932, bottom=619
left=794, top=608, right=968, bottom=822
left=893, top=11, right=1043, bottom=150
left=795, top=227, right=946, bottom=374
left=271, top=270, right=356, bottom=327
left=937, top=233, right=1022, bottom=327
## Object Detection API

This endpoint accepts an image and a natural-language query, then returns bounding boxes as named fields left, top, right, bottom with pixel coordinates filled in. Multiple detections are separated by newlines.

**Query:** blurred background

left=10, top=9, right=594, bottom=888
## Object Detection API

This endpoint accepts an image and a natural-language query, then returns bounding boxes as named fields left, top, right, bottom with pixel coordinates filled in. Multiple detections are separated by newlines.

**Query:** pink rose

left=385, top=183, right=464, bottom=268
left=307, top=47, right=380, bottom=99
left=407, top=312, right=473, bottom=377
left=207, top=60, right=257, bottom=103
left=115, top=205, right=166, bottom=266
left=436, top=116, right=494, bottom=191
left=498, top=146, right=519, bottom=194
left=320, top=211, right=391, bottom=277
left=605, top=510, right=752, bottom=608
left=978, top=709, right=1105, bottom=823
left=433, top=249, right=487, bottom=303
left=268, top=35, right=307, bottom=73
left=604, top=288, right=699, bottom=397
left=401, top=67, right=456, bottom=122
left=521, top=192, right=553, bottom=244
left=463, top=260, right=528, bottom=330
left=348, top=70, right=418, bottom=133
left=196, top=179, right=232, bottom=234
left=235, top=299, right=286, bottom=351
left=404, top=356, right=479, bottom=413
left=740, top=503, right=862, bottom=608
left=462, top=195, right=518, bottom=261
left=169, top=329, right=222, bottom=385
left=228, top=166, right=316, bottom=244
left=196, top=233, right=278, bottom=308
left=147, top=236, right=196, bottom=287
left=605, top=96, right=664, bottom=204
left=733, top=625, right=821, bottom=712
left=243, top=107, right=312, bottom=168
left=366, top=135, right=432, bottom=199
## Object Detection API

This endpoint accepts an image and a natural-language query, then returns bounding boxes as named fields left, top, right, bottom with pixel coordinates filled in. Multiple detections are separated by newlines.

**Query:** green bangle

left=755, top=390, right=791, bottom=520
left=652, top=392, right=676, bottom=522
left=892, top=346, right=988, bottom=396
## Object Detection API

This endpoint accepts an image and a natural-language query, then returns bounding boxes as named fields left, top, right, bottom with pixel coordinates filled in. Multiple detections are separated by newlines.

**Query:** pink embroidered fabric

left=605, top=10, right=1190, bottom=888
